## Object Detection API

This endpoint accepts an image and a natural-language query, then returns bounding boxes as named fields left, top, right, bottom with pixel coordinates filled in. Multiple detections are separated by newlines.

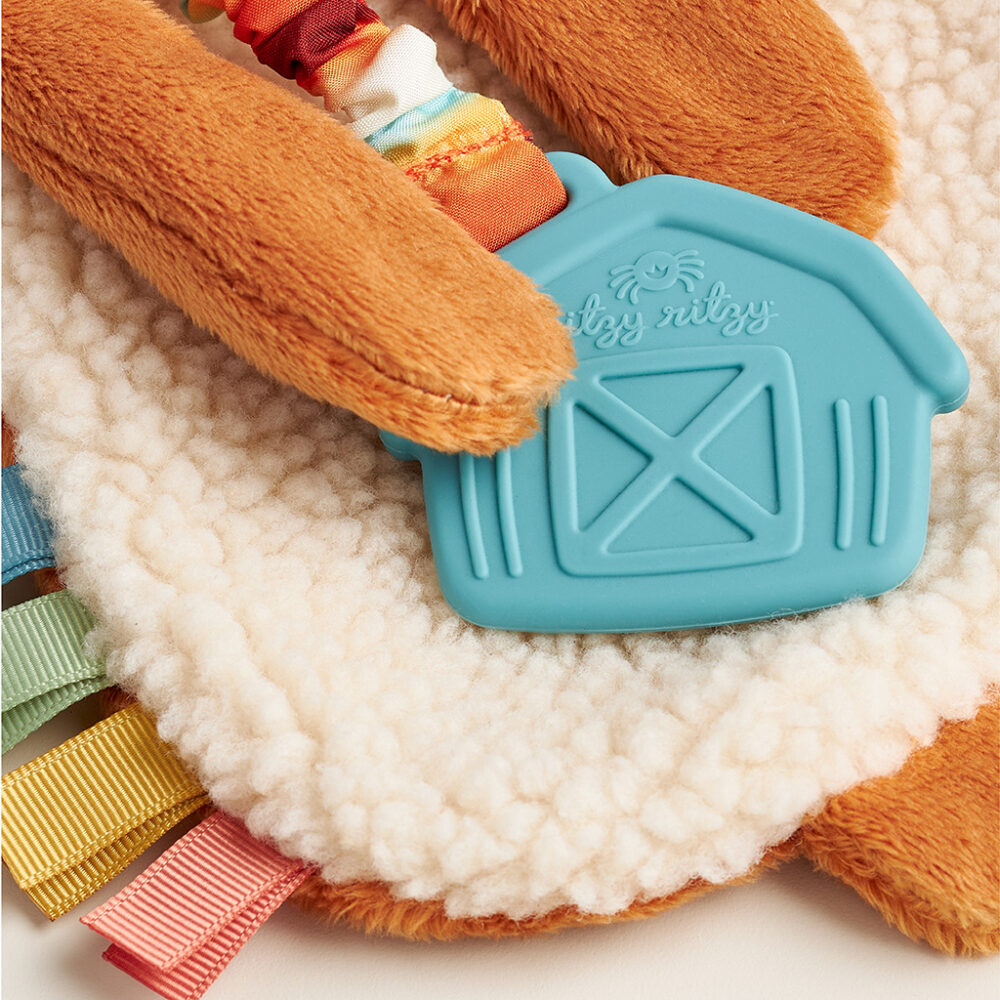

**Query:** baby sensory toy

left=1, top=3, right=996, bottom=1000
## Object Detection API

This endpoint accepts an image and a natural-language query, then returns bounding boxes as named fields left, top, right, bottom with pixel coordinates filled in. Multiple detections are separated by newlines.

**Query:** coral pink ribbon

left=81, top=811, right=313, bottom=1000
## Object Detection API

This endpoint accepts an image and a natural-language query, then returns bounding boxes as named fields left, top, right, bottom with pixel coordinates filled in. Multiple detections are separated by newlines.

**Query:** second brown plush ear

left=800, top=698, right=1000, bottom=956
left=2, top=0, right=575, bottom=456
left=433, top=0, right=899, bottom=237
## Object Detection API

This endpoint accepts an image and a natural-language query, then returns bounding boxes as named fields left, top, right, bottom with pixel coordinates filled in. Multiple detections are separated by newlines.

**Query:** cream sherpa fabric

left=2, top=0, right=998, bottom=920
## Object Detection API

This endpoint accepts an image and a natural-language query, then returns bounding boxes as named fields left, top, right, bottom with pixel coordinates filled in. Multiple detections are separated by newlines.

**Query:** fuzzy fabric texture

left=289, top=703, right=1000, bottom=952
left=2, top=0, right=998, bottom=933
left=1, top=0, right=574, bottom=456
left=12, top=422, right=995, bottom=955
left=800, top=699, right=1000, bottom=957
left=432, top=0, right=900, bottom=237
left=289, top=838, right=801, bottom=940
left=11, top=410, right=988, bottom=955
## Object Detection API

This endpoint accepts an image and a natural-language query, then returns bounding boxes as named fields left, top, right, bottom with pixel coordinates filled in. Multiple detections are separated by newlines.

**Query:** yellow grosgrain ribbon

left=1, top=704, right=209, bottom=919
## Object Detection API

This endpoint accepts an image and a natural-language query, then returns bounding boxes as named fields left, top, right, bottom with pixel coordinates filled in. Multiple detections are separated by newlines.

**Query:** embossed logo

left=565, top=249, right=778, bottom=350
left=609, top=250, right=705, bottom=303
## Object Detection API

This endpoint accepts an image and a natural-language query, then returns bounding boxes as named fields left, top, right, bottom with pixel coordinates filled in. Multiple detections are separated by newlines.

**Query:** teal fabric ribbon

left=2, top=464, right=56, bottom=584
left=2, top=591, right=110, bottom=753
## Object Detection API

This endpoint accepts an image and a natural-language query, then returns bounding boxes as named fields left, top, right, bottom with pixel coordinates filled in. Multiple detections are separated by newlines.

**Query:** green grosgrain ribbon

left=2, top=590, right=110, bottom=753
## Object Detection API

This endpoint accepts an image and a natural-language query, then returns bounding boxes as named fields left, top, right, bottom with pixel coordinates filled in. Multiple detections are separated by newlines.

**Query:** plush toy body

left=1, top=0, right=997, bottom=985
left=2, top=0, right=899, bottom=453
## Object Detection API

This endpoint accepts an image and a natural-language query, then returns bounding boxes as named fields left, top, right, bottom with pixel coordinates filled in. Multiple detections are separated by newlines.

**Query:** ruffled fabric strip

left=186, top=0, right=566, bottom=249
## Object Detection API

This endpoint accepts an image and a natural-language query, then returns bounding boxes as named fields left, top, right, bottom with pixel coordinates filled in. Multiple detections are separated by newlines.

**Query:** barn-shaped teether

left=381, top=154, right=969, bottom=632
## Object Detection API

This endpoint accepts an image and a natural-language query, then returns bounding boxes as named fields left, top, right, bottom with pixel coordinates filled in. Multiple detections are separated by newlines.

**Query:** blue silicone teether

left=380, top=153, right=969, bottom=633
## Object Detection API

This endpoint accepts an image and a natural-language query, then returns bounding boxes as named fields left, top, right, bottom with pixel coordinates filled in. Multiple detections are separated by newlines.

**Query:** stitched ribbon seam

left=184, top=0, right=567, bottom=250
left=1, top=590, right=111, bottom=753
left=2, top=463, right=56, bottom=583
left=83, top=811, right=312, bottom=1000
left=1, top=704, right=209, bottom=919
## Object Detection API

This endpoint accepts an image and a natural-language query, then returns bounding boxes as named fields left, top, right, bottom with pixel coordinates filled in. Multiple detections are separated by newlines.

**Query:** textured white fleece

left=2, top=0, right=998, bottom=920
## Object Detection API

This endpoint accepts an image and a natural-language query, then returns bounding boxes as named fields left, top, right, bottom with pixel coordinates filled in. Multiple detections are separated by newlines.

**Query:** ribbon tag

left=1, top=704, right=209, bottom=918
left=83, top=811, right=312, bottom=1000
left=2, top=463, right=55, bottom=583
left=2, top=590, right=110, bottom=752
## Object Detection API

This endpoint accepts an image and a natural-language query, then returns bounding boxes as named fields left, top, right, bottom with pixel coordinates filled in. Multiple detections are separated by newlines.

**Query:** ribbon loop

left=83, top=811, right=311, bottom=1000
left=2, top=463, right=55, bottom=582
left=2, top=590, right=111, bottom=752
left=186, top=0, right=566, bottom=250
left=1, top=704, right=209, bottom=918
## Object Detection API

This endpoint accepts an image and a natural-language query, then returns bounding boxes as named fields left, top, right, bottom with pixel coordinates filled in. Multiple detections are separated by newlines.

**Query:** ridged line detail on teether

left=834, top=398, right=855, bottom=551
left=496, top=449, right=523, bottom=578
left=871, top=395, right=890, bottom=547
left=459, top=453, right=489, bottom=579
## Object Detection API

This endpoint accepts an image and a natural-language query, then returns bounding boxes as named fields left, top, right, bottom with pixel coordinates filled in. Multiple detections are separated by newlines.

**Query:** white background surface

left=2, top=666, right=998, bottom=1000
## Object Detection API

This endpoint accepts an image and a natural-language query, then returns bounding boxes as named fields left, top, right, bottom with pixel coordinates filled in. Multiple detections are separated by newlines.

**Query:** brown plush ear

left=799, top=698, right=1000, bottom=956
left=1, top=0, right=574, bottom=455
left=432, top=0, right=899, bottom=237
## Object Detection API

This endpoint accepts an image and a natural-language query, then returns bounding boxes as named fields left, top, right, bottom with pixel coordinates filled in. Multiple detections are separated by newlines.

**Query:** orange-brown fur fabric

left=800, top=698, right=1000, bottom=956
left=433, top=0, right=899, bottom=237
left=4, top=415, right=997, bottom=952
left=1, top=0, right=574, bottom=455
left=3, top=0, right=898, bottom=458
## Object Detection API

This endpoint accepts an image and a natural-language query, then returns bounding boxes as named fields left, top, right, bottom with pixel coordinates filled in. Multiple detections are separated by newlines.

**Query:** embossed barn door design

left=548, top=346, right=804, bottom=576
